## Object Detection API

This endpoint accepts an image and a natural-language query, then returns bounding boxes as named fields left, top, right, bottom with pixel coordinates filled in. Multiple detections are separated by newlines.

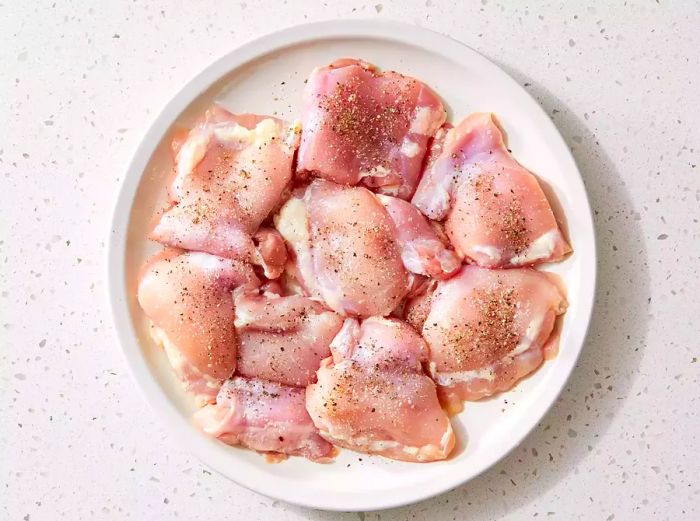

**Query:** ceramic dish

left=108, top=20, right=596, bottom=511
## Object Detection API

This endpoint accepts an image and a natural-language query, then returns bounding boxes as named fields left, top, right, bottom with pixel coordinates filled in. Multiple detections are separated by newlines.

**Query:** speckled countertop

left=2, top=1, right=698, bottom=519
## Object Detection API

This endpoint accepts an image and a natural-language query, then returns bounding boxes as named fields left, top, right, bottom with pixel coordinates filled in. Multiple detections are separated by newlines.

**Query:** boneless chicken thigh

left=137, top=249, right=259, bottom=404
left=417, top=265, right=567, bottom=411
left=194, top=377, right=334, bottom=461
left=306, top=317, right=455, bottom=462
left=233, top=288, right=343, bottom=387
left=412, top=113, right=570, bottom=267
left=275, top=179, right=409, bottom=318
left=150, top=105, right=298, bottom=275
left=136, top=59, right=577, bottom=465
left=297, top=59, right=446, bottom=199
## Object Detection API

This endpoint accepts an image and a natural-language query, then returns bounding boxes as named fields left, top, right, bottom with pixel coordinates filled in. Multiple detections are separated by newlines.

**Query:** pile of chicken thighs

left=137, top=59, right=570, bottom=463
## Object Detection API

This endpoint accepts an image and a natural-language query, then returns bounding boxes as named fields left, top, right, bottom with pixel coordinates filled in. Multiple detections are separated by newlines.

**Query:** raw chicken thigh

left=136, top=58, right=576, bottom=465
left=275, top=179, right=409, bottom=318
left=377, top=194, right=461, bottom=280
left=306, top=317, right=455, bottom=462
left=412, top=113, right=570, bottom=267
left=194, top=377, right=334, bottom=461
left=150, top=105, right=299, bottom=275
left=137, top=249, right=259, bottom=404
left=233, top=287, right=344, bottom=387
left=297, top=59, right=446, bottom=199
left=417, top=265, right=567, bottom=411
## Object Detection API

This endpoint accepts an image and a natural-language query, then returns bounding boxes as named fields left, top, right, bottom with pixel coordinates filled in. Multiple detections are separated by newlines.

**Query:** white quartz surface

left=1, top=1, right=698, bottom=519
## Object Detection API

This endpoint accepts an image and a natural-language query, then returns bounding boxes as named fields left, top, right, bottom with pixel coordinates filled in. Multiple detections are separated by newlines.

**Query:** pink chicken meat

left=415, top=265, right=567, bottom=411
left=274, top=179, right=409, bottom=318
left=306, top=317, right=455, bottom=462
left=233, top=287, right=344, bottom=387
left=297, top=59, right=446, bottom=199
left=150, top=105, right=298, bottom=276
left=412, top=113, right=570, bottom=267
left=136, top=59, right=576, bottom=465
left=377, top=194, right=461, bottom=280
left=137, top=249, right=259, bottom=404
left=194, top=377, right=334, bottom=461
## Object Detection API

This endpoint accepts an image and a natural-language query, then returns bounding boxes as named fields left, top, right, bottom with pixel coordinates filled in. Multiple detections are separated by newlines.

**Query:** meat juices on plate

left=137, top=249, right=260, bottom=404
left=274, top=179, right=410, bottom=318
left=194, top=377, right=334, bottom=462
left=297, top=59, right=446, bottom=199
left=306, top=317, right=455, bottom=462
left=412, top=265, right=567, bottom=412
left=150, top=105, right=298, bottom=277
left=412, top=113, right=571, bottom=267
left=233, top=287, right=344, bottom=387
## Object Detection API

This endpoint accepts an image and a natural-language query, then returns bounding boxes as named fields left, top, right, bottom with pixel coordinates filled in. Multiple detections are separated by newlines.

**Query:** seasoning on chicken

left=194, top=377, right=334, bottom=461
left=274, top=179, right=409, bottom=318
left=306, top=317, right=455, bottom=462
left=137, top=249, right=259, bottom=404
left=297, top=59, right=446, bottom=199
left=412, top=113, right=570, bottom=267
left=233, top=287, right=343, bottom=387
left=418, top=265, right=567, bottom=412
left=150, top=105, right=299, bottom=277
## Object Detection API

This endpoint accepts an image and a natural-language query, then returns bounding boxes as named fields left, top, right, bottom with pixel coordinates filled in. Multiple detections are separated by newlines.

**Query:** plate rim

left=107, top=19, right=597, bottom=512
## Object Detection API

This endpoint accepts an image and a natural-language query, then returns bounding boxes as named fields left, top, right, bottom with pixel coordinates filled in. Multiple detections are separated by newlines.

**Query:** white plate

left=108, top=20, right=596, bottom=512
